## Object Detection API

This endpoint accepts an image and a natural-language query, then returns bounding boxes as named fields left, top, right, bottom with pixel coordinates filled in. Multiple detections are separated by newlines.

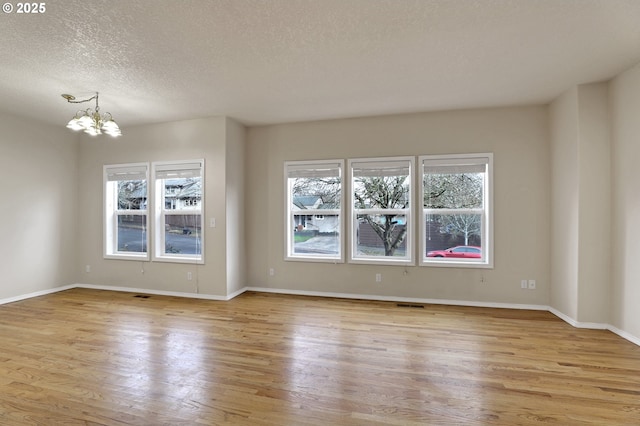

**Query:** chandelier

left=62, top=92, right=122, bottom=137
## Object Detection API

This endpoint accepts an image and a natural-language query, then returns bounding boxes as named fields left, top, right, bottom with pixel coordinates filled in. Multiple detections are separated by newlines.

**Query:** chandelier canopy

left=62, top=92, right=122, bottom=137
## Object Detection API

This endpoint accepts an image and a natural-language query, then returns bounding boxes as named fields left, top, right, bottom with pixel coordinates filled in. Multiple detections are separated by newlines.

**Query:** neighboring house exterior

left=164, top=179, right=202, bottom=210
left=292, top=196, right=339, bottom=234
left=119, top=179, right=202, bottom=232
left=120, top=179, right=201, bottom=211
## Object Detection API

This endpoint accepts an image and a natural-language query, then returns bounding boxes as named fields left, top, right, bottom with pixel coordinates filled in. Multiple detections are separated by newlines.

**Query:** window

left=420, top=153, right=493, bottom=267
left=349, top=157, right=414, bottom=264
left=104, top=163, right=149, bottom=260
left=285, top=160, right=343, bottom=262
left=153, top=160, right=204, bottom=263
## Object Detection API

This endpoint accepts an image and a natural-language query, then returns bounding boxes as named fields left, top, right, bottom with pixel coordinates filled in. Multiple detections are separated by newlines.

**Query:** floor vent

left=397, top=303, right=424, bottom=309
left=134, top=295, right=151, bottom=299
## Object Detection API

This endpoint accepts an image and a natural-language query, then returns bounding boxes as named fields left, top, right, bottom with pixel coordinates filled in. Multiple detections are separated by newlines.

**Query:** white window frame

left=419, top=153, right=493, bottom=268
left=349, top=156, right=414, bottom=266
left=104, top=163, right=149, bottom=260
left=285, top=160, right=344, bottom=263
left=152, top=159, right=205, bottom=264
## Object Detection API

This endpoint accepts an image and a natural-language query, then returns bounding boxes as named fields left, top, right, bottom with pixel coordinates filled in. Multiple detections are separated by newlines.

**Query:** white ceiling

left=1, top=0, right=640, bottom=129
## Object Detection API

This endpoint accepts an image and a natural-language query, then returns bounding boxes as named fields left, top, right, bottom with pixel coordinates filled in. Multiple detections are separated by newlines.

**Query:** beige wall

left=76, top=117, right=240, bottom=298
left=246, top=107, right=551, bottom=304
left=0, top=112, right=78, bottom=298
left=549, top=88, right=579, bottom=319
left=576, top=83, right=610, bottom=324
left=549, top=83, right=612, bottom=325
left=609, top=62, right=640, bottom=339
left=225, top=118, right=247, bottom=296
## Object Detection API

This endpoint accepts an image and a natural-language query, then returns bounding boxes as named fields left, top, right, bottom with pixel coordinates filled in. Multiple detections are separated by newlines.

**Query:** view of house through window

left=286, top=161, right=342, bottom=261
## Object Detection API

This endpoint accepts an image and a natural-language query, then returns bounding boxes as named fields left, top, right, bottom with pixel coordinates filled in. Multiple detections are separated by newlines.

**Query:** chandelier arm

left=62, top=92, right=99, bottom=105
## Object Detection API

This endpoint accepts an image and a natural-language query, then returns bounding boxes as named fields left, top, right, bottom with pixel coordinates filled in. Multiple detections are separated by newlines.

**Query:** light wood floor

left=0, top=289, right=638, bottom=425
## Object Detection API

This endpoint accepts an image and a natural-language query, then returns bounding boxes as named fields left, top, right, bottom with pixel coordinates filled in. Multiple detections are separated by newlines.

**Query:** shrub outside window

left=285, top=160, right=343, bottom=262
left=420, top=153, right=493, bottom=267
left=349, top=157, right=414, bottom=265
left=104, top=163, right=149, bottom=260
left=153, top=160, right=204, bottom=263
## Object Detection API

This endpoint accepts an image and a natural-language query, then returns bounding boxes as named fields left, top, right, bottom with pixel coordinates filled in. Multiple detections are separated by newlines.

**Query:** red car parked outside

left=426, top=245, right=481, bottom=258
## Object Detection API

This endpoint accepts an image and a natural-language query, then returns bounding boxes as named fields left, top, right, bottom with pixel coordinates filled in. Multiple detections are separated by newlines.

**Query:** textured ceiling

left=1, top=0, right=639, bottom=128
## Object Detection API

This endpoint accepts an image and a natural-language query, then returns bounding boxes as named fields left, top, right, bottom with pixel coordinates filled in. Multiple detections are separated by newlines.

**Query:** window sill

left=286, top=255, right=344, bottom=263
left=153, top=256, right=204, bottom=265
left=420, top=259, right=493, bottom=269
left=349, top=258, right=414, bottom=266
left=104, top=253, right=149, bottom=261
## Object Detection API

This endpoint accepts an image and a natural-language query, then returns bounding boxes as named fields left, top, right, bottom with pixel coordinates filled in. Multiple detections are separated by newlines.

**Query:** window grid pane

left=163, top=213, right=202, bottom=256
left=355, top=213, right=408, bottom=258
left=116, top=215, right=147, bottom=253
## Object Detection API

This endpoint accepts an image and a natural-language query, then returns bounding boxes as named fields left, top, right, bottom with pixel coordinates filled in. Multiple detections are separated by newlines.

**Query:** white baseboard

left=226, top=286, right=247, bottom=300
left=2, top=284, right=639, bottom=347
left=548, top=306, right=640, bottom=346
left=75, top=283, right=234, bottom=301
left=547, top=307, right=609, bottom=330
left=0, top=284, right=76, bottom=306
left=244, top=286, right=549, bottom=311
left=606, top=325, right=640, bottom=347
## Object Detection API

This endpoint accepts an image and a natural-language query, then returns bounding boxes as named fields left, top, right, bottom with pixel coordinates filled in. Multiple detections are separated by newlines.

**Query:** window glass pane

left=163, top=177, right=202, bottom=210
left=355, top=214, right=407, bottom=257
left=291, top=175, right=341, bottom=208
left=292, top=213, right=340, bottom=256
left=425, top=213, right=482, bottom=259
left=164, top=214, right=202, bottom=255
left=424, top=172, right=483, bottom=209
left=117, top=215, right=147, bottom=253
left=354, top=175, right=410, bottom=209
left=117, top=180, right=146, bottom=210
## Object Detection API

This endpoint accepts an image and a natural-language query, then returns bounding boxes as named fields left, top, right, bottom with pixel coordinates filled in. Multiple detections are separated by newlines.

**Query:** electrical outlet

left=85, top=265, right=91, bottom=273
left=521, top=279, right=527, bottom=289
left=269, top=268, right=275, bottom=276
left=528, top=279, right=536, bottom=290
left=187, top=271, right=193, bottom=281
left=375, top=273, right=382, bottom=282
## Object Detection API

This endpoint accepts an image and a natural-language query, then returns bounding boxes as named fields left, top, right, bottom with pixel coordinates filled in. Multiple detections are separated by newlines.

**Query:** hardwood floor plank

left=0, top=288, right=638, bottom=425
